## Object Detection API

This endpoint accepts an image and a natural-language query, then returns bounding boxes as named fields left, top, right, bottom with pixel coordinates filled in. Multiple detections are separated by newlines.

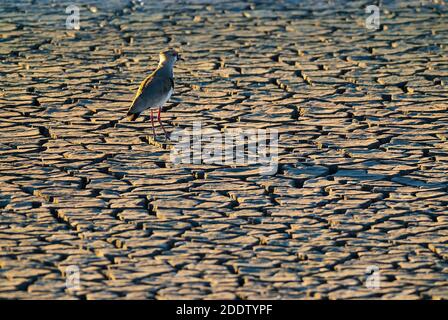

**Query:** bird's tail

left=118, top=112, right=140, bottom=123
left=126, top=112, right=139, bottom=121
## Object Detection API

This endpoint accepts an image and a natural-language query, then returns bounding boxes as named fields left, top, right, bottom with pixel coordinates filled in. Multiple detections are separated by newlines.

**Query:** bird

left=126, top=49, right=182, bottom=140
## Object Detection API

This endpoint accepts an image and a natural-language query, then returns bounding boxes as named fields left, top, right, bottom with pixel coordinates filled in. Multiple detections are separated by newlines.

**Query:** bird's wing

left=136, top=71, right=156, bottom=97
left=127, top=71, right=156, bottom=114
left=127, top=75, right=173, bottom=115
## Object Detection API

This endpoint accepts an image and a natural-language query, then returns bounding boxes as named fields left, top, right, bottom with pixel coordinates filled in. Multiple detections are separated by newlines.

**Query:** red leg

left=150, top=109, right=156, bottom=139
left=157, top=107, right=168, bottom=140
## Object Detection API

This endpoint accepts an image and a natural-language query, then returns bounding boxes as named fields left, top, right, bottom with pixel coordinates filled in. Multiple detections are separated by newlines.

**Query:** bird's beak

left=177, top=54, right=184, bottom=61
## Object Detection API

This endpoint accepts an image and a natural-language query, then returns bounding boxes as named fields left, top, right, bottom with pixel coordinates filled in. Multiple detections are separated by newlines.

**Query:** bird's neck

left=157, top=61, right=174, bottom=78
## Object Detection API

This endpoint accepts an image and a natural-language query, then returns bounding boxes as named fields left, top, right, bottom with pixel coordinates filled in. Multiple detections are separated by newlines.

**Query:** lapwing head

left=159, top=49, right=183, bottom=65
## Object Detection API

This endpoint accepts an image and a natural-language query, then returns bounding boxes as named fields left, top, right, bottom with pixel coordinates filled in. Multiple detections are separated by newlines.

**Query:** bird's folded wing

left=128, top=75, right=172, bottom=115
left=136, top=72, right=156, bottom=96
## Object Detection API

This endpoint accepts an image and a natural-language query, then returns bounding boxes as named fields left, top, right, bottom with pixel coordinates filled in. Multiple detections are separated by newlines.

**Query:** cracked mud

left=0, top=0, right=448, bottom=299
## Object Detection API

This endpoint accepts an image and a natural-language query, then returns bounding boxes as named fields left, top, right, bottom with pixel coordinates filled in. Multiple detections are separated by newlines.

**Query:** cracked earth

left=1, top=0, right=448, bottom=299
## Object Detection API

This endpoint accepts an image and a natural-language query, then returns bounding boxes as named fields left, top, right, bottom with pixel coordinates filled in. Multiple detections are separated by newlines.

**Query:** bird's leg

left=150, top=109, right=156, bottom=140
left=157, top=107, right=168, bottom=141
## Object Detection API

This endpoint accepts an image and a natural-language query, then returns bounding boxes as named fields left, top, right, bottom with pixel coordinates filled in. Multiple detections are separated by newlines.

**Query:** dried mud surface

left=0, top=0, right=447, bottom=299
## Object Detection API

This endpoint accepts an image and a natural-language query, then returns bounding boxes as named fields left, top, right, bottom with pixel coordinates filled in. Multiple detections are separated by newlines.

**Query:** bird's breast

left=145, top=87, right=173, bottom=110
